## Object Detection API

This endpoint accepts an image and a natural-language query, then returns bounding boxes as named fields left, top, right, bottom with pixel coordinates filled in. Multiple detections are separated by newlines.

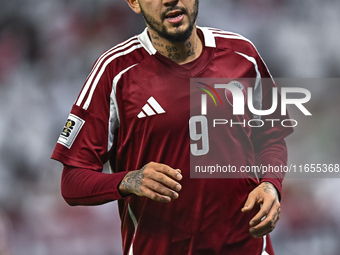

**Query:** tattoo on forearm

left=122, top=165, right=146, bottom=194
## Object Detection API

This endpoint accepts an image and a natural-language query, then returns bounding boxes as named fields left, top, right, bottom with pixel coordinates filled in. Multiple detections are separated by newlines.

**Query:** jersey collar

left=137, top=26, right=216, bottom=55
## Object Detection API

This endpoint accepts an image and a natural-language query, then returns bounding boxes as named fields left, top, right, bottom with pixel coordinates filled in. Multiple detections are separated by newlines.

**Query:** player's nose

left=163, top=0, right=179, bottom=7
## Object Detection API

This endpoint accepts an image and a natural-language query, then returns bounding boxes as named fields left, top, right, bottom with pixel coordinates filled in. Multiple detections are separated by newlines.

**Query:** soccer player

left=52, top=0, right=293, bottom=254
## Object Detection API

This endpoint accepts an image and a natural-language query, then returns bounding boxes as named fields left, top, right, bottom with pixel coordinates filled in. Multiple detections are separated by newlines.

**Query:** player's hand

left=118, top=162, right=182, bottom=203
left=241, top=182, right=280, bottom=238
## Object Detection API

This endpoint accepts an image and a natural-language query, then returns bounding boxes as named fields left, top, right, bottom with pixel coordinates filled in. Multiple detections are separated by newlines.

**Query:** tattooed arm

left=118, top=162, right=183, bottom=203
left=241, top=182, right=281, bottom=238
left=60, top=162, right=182, bottom=206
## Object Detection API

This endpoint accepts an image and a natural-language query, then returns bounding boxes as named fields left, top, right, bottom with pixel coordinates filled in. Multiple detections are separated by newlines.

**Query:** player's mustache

left=161, top=6, right=187, bottom=20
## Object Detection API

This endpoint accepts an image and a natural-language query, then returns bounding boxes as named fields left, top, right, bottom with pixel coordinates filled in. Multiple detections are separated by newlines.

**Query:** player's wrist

left=117, top=172, right=134, bottom=197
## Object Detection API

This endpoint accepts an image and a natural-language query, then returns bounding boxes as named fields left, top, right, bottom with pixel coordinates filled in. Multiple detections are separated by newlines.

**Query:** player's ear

left=126, top=0, right=142, bottom=14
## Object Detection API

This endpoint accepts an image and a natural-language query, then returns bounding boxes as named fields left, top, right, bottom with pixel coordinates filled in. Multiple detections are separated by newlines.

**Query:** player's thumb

left=241, top=193, right=256, bottom=213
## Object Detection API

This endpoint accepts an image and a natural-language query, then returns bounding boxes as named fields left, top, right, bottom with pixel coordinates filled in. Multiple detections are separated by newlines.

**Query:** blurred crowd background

left=0, top=0, right=339, bottom=254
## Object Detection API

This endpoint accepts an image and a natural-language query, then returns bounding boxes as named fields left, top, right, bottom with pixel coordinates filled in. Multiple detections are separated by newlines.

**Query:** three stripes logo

left=137, top=97, right=166, bottom=118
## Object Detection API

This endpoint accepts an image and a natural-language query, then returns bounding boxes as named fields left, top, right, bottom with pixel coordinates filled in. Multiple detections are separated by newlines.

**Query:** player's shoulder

left=201, top=27, right=260, bottom=58
left=92, top=34, right=147, bottom=76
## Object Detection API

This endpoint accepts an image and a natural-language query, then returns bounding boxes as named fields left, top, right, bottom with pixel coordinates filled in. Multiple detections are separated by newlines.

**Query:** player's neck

left=148, top=27, right=203, bottom=65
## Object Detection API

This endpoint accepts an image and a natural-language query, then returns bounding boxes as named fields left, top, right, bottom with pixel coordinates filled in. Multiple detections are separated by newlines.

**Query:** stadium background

left=0, top=0, right=339, bottom=254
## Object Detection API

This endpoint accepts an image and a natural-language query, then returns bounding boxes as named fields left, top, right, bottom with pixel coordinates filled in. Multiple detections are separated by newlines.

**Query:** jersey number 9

left=189, top=116, right=209, bottom=156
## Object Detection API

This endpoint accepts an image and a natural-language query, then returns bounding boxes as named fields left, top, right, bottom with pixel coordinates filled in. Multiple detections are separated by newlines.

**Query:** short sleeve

left=51, top=59, right=119, bottom=171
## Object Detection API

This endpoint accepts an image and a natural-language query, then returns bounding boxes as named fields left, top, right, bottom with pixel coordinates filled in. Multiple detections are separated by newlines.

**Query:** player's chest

left=116, top=72, right=191, bottom=134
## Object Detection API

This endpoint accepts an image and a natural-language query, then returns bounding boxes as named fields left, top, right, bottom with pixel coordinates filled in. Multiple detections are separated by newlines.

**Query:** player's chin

left=167, top=26, right=192, bottom=41
left=163, top=23, right=184, bottom=33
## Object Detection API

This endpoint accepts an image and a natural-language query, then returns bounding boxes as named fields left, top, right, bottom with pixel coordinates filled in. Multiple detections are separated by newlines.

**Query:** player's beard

left=140, top=0, right=199, bottom=43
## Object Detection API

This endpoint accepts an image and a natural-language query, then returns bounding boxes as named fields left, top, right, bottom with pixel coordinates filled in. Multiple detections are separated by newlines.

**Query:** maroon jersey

left=52, top=27, right=293, bottom=255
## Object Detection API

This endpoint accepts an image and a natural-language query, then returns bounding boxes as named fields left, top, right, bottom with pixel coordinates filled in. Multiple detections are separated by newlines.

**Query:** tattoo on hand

left=121, top=165, right=146, bottom=195
left=261, top=182, right=279, bottom=201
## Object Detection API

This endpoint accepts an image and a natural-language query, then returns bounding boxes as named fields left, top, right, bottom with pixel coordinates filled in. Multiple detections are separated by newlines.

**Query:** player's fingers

left=140, top=186, right=172, bottom=203
left=241, top=192, right=257, bottom=213
left=249, top=198, right=276, bottom=227
left=145, top=170, right=182, bottom=192
left=249, top=202, right=280, bottom=238
left=149, top=162, right=183, bottom=181
left=144, top=178, right=179, bottom=200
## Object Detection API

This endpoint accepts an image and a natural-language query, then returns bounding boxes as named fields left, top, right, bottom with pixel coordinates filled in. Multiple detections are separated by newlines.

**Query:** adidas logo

left=137, top=97, right=166, bottom=118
